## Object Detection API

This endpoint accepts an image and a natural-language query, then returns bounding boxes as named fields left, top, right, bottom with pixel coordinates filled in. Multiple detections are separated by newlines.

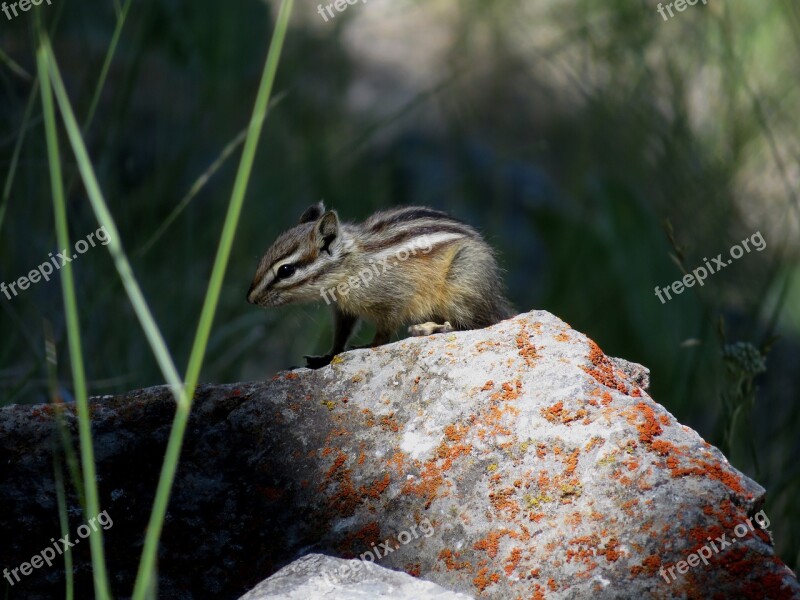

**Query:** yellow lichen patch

left=597, top=450, right=617, bottom=467
left=524, top=492, right=554, bottom=509
left=559, top=482, right=582, bottom=501
left=584, top=436, right=605, bottom=452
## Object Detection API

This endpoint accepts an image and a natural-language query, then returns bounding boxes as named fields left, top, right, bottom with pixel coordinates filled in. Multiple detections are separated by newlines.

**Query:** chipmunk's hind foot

left=408, top=321, right=454, bottom=337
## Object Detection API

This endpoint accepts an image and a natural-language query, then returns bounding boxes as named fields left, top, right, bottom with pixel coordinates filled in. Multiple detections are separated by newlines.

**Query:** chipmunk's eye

left=277, top=264, right=296, bottom=279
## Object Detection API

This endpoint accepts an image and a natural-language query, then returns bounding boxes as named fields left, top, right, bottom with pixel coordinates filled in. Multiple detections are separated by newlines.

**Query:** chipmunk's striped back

left=247, top=203, right=514, bottom=368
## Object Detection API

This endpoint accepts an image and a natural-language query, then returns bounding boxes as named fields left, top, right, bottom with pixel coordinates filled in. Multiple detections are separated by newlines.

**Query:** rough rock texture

left=239, top=553, right=475, bottom=599
left=0, top=310, right=797, bottom=599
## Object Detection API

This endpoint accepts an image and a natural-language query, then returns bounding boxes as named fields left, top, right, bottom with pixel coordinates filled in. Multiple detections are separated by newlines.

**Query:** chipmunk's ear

left=315, top=210, right=340, bottom=255
left=299, top=201, right=326, bottom=224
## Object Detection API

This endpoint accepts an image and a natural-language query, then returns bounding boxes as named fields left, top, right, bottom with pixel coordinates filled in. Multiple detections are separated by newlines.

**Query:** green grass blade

left=41, top=38, right=187, bottom=408
left=36, top=38, right=112, bottom=600
left=83, top=0, right=133, bottom=134
left=53, top=452, right=75, bottom=600
left=0, top=46, right=32, bottom=81
left=45, top=320, right=87, bottom=507
left=1, top=78, right=40, bottom=237
left=134, top=92, right=286, bottom=258
left=131, top=1, right=295, bottom=597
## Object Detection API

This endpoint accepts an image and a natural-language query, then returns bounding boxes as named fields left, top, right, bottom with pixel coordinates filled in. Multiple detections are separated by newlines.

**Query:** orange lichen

left=474, top=529, right=512, bottom=559
left=444, top=423, right=470, bottom=443
left=630, top=554, right=661, bottom=577
left=600, top=538, right=622, bottom=562
left=361, top=408, right=377, bottom=428
left=338, top=522, right=381, bottom=556
left=629, top=402, right=663, bottom=445
left=582, top=341, right=629, bottom=393
left=473, top=567, right=500, bottom=592
left=325, top=452, right=348, bottom=479
left=380, top=413, right=401, bottom=433
left=516, top=325, right=539, bottom=367
left=621, top=499, right=639, bottom=516
left=542, top=402, right=588, bottom=425
left=438, top=549, right=471, bottom=571
left=490, top=488, right=520, bottom=518
left=322, top=452, right=362, bottom=516
left=529, top=512, right=546, bottom=522
left=584, top=436, right=604, bottom=452
left=625, top=458, right=640, bottom=472
left=360, top=473, right=391, bottom=499
left=401, top=463, right=446, bottom=509
left=504, top=547, right=523, bottom=576
left=497, top=380, right=523, bottom=401
left=567, top=535, right=600, bottom=564
left=564, top=449, right=580, bottom=475
left=650, top=439, right=679, bottom=456
left=481, top=381, right=495, bottom=391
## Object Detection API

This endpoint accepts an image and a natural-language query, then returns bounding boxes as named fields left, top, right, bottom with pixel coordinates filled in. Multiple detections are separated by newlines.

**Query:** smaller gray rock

left=239, top=554, right=475, bottom=600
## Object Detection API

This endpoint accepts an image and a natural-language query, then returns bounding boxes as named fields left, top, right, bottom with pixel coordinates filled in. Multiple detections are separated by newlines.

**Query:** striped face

left=247, top=219, right=343, bottom=307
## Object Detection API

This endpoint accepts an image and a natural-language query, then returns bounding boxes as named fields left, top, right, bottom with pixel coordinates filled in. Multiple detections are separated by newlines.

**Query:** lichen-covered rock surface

left=0, top=310, right=797, bottom=599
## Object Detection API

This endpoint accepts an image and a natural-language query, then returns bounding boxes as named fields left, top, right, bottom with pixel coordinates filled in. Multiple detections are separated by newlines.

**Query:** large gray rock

left=0, top=310, right=797, bottom=599
left=239, top=553, right=474, bottom=599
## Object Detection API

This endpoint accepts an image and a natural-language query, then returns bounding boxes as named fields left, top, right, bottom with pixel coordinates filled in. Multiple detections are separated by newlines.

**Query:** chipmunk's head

left=247, top=202, right=347, bottom=307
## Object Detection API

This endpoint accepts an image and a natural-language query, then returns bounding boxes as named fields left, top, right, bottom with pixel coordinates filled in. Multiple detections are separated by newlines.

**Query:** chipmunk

left=247, top=203, right=514, bottom=368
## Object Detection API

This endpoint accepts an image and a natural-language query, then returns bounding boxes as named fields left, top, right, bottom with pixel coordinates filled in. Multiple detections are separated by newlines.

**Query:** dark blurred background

left=1, top=0, right=798, bottom=574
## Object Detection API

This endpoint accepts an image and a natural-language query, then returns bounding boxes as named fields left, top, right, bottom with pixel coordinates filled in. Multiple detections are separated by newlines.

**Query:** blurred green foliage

left=1, top=0, right=798, bottom=573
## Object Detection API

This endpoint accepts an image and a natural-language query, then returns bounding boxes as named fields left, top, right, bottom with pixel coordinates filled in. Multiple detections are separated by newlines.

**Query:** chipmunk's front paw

left=408, top=321, right=454, bottom=337
left=304, top=354, right=334, bottom=369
